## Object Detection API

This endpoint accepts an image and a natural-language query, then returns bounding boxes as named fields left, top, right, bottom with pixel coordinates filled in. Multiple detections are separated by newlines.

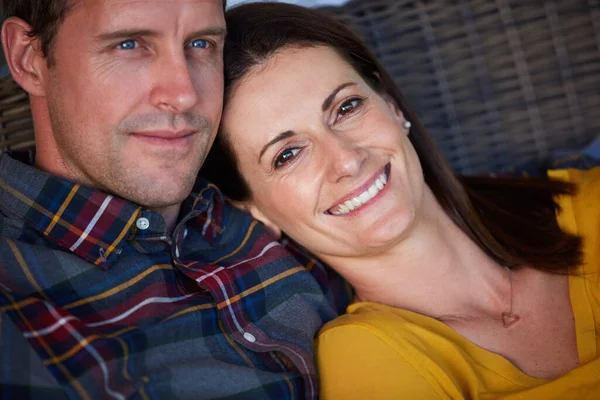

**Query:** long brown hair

left=201, top=1, right=581, bottom=272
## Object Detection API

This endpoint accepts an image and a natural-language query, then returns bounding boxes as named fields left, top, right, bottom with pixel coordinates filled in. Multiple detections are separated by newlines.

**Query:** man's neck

left=153, top=204, right=181, bottom=235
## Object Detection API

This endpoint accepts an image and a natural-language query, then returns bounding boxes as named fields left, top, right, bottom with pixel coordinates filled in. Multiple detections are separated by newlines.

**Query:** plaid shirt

left=0, top=153, right=350, bottom=400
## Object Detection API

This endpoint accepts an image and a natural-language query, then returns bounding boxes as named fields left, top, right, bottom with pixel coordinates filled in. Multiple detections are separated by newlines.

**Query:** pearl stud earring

left=403, top=121, right=412, bottom=129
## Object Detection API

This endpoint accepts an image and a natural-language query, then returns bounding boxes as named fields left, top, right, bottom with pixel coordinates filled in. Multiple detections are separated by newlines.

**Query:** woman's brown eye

left=274, top=148, right=300, bottom=168
left=337, top=98, right=363, bottom=118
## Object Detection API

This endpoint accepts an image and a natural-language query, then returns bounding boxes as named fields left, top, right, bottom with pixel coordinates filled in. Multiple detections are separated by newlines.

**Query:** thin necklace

left=437, top=265, right=521, bottom=328
left=501, top=266, right=520, bottom=328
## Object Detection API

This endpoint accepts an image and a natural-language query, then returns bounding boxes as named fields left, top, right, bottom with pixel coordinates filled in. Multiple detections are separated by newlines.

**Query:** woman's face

left=221, top=45, right=426, bottom=259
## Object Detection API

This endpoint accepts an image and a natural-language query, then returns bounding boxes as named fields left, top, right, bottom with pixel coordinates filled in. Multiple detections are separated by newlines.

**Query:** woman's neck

left=320, top=188, right=512, bottom=320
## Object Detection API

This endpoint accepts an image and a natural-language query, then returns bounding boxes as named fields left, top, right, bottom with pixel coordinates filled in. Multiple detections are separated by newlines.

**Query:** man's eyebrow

left=95, top=29, right=158, bottom=42
left=95, top=27, right=227, bottom=42
left=259, top=130, right=295, bottom=162
left=185, top=27, right=228, bottom=41
left=322, top=82, right=356, bottom=112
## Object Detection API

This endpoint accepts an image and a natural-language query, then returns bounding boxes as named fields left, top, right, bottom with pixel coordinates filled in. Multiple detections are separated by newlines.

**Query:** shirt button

left=243, top=332, right=256, bottom=343
left=136, top=217, right=150, bottom=230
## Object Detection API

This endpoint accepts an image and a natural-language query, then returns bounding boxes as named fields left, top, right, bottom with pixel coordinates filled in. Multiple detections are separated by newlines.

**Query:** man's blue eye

left=117, top=40, right=138, bottom=50
left=189, top=39, right=210, bottom=49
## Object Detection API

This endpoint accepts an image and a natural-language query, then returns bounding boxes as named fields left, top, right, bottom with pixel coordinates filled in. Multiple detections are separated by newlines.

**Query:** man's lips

left=131, top=130, right=197, bottom=147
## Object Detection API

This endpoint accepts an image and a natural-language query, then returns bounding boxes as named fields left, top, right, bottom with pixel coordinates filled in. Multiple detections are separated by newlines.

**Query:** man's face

left=43, top=0, right=225, bottom=209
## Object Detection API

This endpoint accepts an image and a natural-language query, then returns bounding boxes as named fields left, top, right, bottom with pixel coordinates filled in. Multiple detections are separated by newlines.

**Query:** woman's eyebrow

left=258, top=130, right=295, bottom=162
left=257, top=82, right=356, bottom=163
left=321, top=82, right=356, bottom=111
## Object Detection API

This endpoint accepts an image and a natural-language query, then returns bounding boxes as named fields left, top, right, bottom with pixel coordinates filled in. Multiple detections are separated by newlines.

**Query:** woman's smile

left=327, top=163, right=391, bottom=215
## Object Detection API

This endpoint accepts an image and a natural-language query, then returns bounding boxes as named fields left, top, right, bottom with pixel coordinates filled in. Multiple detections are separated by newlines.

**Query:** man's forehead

left=81, top=0, right=224, bottom=7
left=69, top=0, right=225, bottom=32
left=82, top=0, right=225, bottom=12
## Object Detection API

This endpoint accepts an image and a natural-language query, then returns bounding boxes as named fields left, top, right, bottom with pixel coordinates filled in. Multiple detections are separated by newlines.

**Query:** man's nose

left=325, top=134, right=367, bottom=183
left=149, top=52, right=199, bottom=114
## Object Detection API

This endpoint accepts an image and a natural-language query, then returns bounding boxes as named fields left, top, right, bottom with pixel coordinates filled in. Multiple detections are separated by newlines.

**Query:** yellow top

left=316, top=167, right=600, bottom=399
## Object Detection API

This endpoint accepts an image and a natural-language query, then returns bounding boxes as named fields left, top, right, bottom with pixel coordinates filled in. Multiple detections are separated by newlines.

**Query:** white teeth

left=344, top=200, right=355, bottom=211
left=368, top=186, right=378, bottom=197
left=328, top=169, right=389, bottom=215
left=358, top=191, right=371, bottom=203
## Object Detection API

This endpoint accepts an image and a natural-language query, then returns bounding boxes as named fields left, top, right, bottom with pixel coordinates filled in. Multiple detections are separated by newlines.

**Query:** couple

left=0, top=1, right=598, bottom=400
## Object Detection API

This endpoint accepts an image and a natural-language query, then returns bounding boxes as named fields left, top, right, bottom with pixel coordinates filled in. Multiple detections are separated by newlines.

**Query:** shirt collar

left=0, top=153, right=218, bottom=270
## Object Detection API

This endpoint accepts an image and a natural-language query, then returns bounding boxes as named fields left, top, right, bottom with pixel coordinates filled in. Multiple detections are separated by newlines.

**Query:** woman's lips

left=327, top=164, right=390, bottom=215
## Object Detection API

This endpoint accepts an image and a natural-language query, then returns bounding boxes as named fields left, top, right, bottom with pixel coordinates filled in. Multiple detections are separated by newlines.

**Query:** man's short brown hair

left=3, top=0, right=74, bottom=64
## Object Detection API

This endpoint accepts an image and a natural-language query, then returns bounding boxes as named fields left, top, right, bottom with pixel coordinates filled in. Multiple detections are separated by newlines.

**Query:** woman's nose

left=325, top=135, right=367, bottom=183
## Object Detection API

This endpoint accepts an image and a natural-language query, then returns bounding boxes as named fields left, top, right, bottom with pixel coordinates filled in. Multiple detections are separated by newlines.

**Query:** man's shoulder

left=0, top=225, right=75, bottom=298
left=0, top=207, right=61, bottom=252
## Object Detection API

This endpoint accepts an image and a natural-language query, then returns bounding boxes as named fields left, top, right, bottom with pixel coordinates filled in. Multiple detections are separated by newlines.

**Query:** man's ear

left=2, top=17, right=49, bottom=97
left=231, top=200, right=282, bottom=239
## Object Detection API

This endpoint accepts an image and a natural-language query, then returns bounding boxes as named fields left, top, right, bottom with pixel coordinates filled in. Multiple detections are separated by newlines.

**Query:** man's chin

left=120, top=175, right=196, bottom=209
left=136, top=187, right=192, bottom=210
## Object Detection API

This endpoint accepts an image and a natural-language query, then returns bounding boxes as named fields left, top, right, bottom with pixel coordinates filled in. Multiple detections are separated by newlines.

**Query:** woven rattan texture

left=320, top=0, right=600, bottom=174
left=0, top=75, right=32, bottom=152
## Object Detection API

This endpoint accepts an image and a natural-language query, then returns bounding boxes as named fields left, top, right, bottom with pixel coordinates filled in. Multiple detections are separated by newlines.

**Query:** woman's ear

left=381, top=93, right=404, bottom=120
left=230, top=200, right=282, bottom=239
left=249, top=205, right=283, bottom=239
left=1, top=17, right=48, bottom=97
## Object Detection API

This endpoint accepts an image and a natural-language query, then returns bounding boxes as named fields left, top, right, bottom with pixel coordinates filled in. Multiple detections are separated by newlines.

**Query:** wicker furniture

left=2, top=0, right=600, bottom=174
left=0, top=74, right=33, bottom=152
left=320, top=0, right=600, bottom=174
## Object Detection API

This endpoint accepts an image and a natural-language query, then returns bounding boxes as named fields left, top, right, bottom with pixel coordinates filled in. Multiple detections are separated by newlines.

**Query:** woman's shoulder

left=548, top=165, right=600, bottom=193
left=549, top=167, right=600, bottom=271
left=319, top=302, right=426, bottom=340
left=549, top=166, right=600, bottom=234
left=316, top=302, right=454, bottom=399
left=317, top=302, right=467, bottom=362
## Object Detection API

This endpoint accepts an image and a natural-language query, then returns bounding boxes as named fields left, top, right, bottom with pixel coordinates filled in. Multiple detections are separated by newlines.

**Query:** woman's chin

left=314, top=215, right=414, bottom=259
left=355, top=230, right=410, bottom=256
